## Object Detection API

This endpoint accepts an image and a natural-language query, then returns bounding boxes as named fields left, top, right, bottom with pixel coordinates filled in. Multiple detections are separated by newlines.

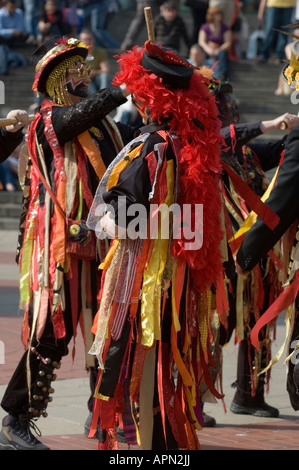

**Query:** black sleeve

left=0, top=127, right=24, bottom=163
left=221, top=122, right=263, bottom=157
left=248, top=136, right=287, bottom=172
left=237, top=124, right=299, bottom=271
left=51, top=87, right=127, bottom=146
left=102, top=132, right=168, bottom=227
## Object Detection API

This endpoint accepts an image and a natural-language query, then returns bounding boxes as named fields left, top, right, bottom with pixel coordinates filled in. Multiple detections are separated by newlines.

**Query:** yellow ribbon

left=98, top=239, right=120, bottom=270
left=106, top=143, right=144, bottom=191
left=19, top=238, right=34, bottom=305
left=140, top=160, right=174, bottom=348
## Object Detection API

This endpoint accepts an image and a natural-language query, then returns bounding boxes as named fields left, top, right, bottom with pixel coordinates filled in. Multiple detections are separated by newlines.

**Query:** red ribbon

left=251, top=271, right=299, bottom=350
left=222, top=161, right=280, bottom=231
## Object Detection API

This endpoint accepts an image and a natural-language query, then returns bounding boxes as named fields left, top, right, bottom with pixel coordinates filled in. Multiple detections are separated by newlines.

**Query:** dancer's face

left=66, top=61, right=91, bottom=102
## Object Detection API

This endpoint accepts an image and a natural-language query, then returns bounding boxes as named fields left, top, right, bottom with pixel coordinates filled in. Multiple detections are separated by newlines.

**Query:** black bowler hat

left=31, top=36, right=89, bottom=93
left=140, top=41, right=195, bottom=89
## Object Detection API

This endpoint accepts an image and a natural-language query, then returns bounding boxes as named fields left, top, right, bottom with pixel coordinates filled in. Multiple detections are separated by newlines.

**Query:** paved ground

left=1, top=228, right=299, bottom=452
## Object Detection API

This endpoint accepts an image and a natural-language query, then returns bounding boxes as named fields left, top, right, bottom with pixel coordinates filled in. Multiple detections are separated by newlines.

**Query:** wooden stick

left=144, top=6, right=155, bottom=43
left=0, top=114, right=35, bottom=127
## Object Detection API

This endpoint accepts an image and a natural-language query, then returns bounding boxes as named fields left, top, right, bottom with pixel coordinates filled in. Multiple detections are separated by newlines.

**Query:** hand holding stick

left=0, top=113, right=35, bottom=128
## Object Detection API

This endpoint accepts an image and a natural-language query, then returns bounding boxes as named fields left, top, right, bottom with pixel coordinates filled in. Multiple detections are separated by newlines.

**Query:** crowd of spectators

left=1, top=0, right=299, bottom=191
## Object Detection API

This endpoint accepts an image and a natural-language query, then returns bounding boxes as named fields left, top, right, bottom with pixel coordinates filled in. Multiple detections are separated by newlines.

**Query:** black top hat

left=31, top=36, right=89, bottom=93
left=140, top=41, right=195, bottom=89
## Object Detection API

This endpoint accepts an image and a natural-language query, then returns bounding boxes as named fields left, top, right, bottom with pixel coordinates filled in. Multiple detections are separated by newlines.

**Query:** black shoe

left=202, top=412, right=216, bottom=427
left=0, top=415, right=50, bottom=450
left=230, top=401, right=279, bottom=418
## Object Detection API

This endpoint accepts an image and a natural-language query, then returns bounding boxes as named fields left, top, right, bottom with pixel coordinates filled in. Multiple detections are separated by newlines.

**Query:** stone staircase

left=229, top=60, right=295, bottom=130
left=0, top=190, right=22, bottom=230
left=0, top=8, right=296, bottom=229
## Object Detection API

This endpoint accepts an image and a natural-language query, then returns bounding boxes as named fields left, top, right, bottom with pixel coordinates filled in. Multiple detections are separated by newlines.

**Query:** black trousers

left=219, top=275, right=268, bottom=406
left=1, top=260, right=98, bottom=416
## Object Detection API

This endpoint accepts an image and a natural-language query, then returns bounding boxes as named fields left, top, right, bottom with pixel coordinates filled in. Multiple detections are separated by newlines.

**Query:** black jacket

left=237, top=123, right=299, bottom=271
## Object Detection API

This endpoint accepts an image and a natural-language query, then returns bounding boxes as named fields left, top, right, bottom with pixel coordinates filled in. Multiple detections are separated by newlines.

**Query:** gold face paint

left=67, top=63, right=91, bottom=78
left=45, top=56, right=88, bottom=105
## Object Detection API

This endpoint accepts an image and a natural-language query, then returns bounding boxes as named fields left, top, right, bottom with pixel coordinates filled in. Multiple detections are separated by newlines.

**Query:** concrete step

left=0, top=191, right=22, bottom=204
left=0, top=217, right=19, bottom=230
left=0, top=202, right=21, bottom=218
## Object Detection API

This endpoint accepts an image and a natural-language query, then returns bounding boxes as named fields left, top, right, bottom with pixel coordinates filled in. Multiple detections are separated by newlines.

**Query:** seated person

left=198, top=6, right=232, bottom=80
left=37, top=0, right=70, bottom=44
left=188, top=43, right=206, bottom=67
left=0, top=0, right=27, bottom=47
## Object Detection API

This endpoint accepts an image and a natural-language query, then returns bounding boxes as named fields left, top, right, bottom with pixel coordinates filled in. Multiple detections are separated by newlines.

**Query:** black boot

left=230, top=338, right=279, bottom=418
left=0, top=414, right=50, bottom=450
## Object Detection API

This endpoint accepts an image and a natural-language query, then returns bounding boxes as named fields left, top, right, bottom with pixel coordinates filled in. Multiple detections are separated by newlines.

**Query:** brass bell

left=42, top=386, right=48, bottom=392
left=33, top=395, right=40, bottom=401
left=69, top=224, right=80, bottom=236
left=39, top=370, right=46, bottom=377
left=52, top=361, right=61, bottom=369
left=42, top=412, right=48, bottom=418
left=45, top=358, right=52, bottom=364
left=48, top=387, right=55, bottom=394
left=37, top=381, right=43, bottom=387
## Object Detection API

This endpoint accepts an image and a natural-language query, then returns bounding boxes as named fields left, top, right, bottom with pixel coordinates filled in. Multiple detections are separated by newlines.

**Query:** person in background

left=63, top=0, right=81, bottom=38
left=22, top=0, right=43, bottom=45
left=120, top=0, right=160, bottom=52
left=37, top=0, right=70, bottom=45
left=209, top=0, right=235, bottom=28
left=0, top=0, right=27, bottom=47
left=258, top=0, right=296, bottom=64
left=153, top=0, right=192, bottom=54
left=199, top=6, right=232, bottom=80
left=188, top=42, right=205, bottom=66
left=78, top=0, right=120, bottom=49
left=184, top=0, right=208, bottom=46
